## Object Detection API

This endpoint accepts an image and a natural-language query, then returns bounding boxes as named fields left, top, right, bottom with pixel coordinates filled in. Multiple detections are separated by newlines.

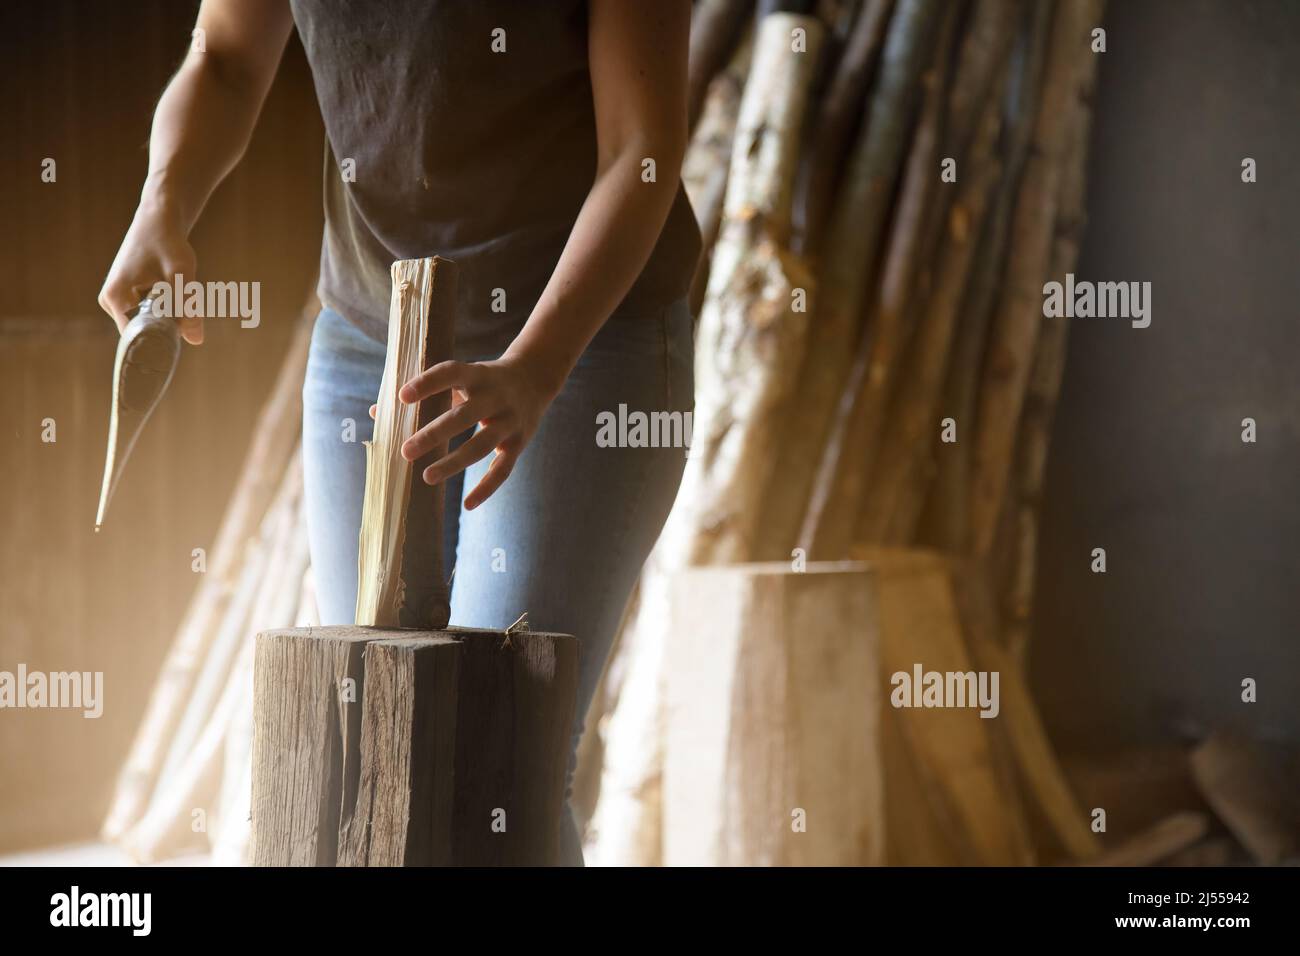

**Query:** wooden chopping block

left=251, top=625, right=578, bottom=866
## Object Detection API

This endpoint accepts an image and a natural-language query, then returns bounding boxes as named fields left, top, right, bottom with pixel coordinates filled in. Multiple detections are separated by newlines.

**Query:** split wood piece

left=686, top=0, right=753, bottom=131
left=582, top=15, right=826, bottom=866
left=799, top=11, right=960, bottom=558
left=355, top=256, right=457, bottom=630
left=1083, top=812, right=1209, bottom=868
left=252, top=625, right=578, bottom=866
left=758, top=0, right=943, bottom=560
left=860, top=91, right=1007, bottom=546
left=663, top=563, right=883, bottom=865
left=925, top=0, right=1056, bottom=551
left=684, top=24, right=755, bottom=318
left=1190, top=731, right=1300, bottom=866
left=855, top=547, right=1034, bottom=865
left=967, top=0, right=1104, bottom=557
left=102, top=306, right=315, bottom=844
left=793, top=0, right=894, bottom=252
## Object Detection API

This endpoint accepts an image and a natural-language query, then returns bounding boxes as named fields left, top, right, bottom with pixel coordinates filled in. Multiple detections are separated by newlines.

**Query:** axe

left=94, top=297, right=182, bottom=530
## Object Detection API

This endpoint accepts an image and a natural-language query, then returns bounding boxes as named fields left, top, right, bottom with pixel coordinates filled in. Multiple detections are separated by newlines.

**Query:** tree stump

left=251, top=625, right=578, bottom=866
left=663, top=562, right=884, bottom=866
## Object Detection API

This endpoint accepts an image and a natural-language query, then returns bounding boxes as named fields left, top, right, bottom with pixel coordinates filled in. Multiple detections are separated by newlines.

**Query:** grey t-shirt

left=289, top=0, right=702, bottom=353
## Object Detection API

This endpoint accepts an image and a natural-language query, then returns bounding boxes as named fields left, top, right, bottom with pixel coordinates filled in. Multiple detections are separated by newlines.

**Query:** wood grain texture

left=664, top=563, right=883, bottom=866
left=356, top=257, right=457, bottom=630
left=338, top=636, right=460, bottom=866
left=252, top=625, right=578, bottom=867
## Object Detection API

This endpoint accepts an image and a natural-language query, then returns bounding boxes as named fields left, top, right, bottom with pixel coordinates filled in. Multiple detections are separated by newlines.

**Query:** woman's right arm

left=98, top=0, right=294, bottom=343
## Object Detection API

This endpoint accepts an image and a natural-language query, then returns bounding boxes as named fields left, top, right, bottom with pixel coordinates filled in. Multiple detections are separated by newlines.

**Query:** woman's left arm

left=398, top=0, right=692, bottom=509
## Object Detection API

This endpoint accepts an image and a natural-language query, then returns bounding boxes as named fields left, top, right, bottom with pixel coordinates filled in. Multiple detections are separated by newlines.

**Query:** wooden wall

left=0, top=1, right=322, bottom=852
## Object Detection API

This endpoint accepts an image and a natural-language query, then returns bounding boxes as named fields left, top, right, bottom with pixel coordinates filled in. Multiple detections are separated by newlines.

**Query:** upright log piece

left=355, top=256, right=457, bottom=630
left=253, top=626, right=579, bottom=866
left=664, top=563, right=883, bottom=866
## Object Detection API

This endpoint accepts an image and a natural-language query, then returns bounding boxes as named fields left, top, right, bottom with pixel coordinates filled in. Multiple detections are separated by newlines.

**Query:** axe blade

left=94, top=299, right=182, bottom=531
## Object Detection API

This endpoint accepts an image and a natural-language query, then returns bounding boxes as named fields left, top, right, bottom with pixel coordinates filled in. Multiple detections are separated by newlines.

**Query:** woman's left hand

left=391, top=353, right=564, bottom=510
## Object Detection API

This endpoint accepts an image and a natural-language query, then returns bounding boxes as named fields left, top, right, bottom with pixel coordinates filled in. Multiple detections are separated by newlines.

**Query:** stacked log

left=589, top=0, right=1108, bottom=866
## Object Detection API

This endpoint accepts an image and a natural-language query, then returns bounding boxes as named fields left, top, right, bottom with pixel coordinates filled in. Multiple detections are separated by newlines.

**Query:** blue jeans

left=302, top=301, right=694, bottom=865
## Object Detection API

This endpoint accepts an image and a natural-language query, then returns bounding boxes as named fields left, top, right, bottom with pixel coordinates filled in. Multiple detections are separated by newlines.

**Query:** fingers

left=401, top=399, right=487, bottom=462
left=422, top=425, right=505, bottom=486
left=400, top=360, right=483, bottom=404
left=463, top=446, right=518, bottom=510
left=97, top=283, right=142, bottom=333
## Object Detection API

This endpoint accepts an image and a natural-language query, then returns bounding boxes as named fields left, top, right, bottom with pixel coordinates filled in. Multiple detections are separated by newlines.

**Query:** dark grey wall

left=1032, top=0, right=1300, bottom=749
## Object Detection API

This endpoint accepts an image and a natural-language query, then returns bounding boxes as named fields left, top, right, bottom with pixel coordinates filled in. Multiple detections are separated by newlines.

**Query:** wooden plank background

left=0, top=1, right=322, bottom=853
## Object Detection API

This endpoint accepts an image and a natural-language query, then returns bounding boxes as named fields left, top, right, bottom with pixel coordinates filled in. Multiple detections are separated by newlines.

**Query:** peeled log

left=684, top=26, right=755, bottom=318
left=664, top=12, right=825, bottom=566
left=759, top=0, right=944, bottom=560
left=799, top=11, right=957, bottom=557
left=861, top=92, right=1006, bottom=545
left=794, top=0, right=894, bottom=252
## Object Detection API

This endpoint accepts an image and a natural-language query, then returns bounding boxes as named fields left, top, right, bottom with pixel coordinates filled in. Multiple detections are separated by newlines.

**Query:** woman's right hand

left=98, top=195, right=203, bottom=345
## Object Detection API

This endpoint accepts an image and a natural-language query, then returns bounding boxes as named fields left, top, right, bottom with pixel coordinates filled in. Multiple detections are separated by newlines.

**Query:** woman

left=99, top=0, right=699, bottom=865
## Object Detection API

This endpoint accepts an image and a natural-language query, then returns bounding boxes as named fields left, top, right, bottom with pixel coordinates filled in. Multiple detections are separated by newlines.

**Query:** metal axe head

left=94, top=298, right=182, bottom=531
